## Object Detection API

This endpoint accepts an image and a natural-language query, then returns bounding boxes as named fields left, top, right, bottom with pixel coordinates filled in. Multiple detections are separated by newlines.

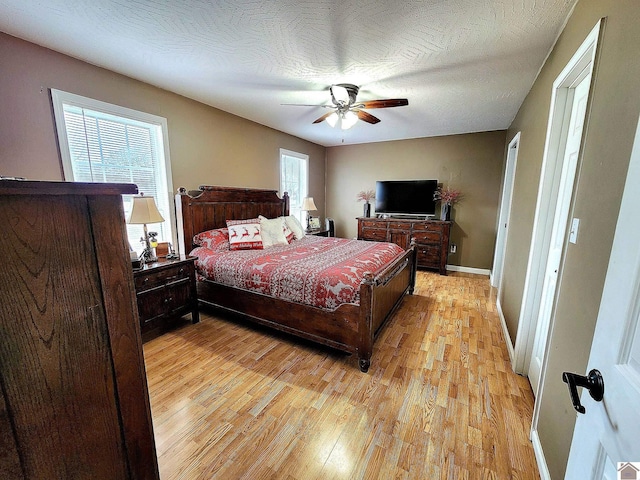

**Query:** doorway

left=512, top=21, right=603, bottom=386
left=492, top=132, right=520, bottom=292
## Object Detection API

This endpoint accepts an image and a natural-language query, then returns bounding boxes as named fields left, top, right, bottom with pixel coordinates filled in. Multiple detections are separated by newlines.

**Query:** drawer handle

left=179, top=268, right=184, bottom=273
left=143, top=277, right=149, bottom=283
left=164, top=297, right=172, bottom=304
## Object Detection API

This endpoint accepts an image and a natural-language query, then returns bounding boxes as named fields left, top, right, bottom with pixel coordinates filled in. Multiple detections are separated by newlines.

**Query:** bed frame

left=175, top=185, right=417, bottom=372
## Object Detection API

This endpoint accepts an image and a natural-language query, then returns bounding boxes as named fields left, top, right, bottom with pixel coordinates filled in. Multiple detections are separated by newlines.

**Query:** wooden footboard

left=356, top=243, right=417, bottom=372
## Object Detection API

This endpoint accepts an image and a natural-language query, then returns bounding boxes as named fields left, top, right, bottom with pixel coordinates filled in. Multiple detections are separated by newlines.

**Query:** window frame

left=51, top=89, right=176, bottom=252
left=279, top=148, right=309, bottom=225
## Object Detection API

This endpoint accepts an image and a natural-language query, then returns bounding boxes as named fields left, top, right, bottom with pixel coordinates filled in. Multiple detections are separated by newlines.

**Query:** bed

left=176, top=185, right=417, bottom=372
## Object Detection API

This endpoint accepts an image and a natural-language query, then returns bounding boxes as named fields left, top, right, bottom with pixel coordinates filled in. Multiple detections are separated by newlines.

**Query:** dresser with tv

left=357, top=217, right=452, bottom=275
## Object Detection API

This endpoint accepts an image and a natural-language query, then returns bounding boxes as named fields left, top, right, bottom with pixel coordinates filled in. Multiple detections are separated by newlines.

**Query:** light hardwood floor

left=143, top=271, right=539, bottom=479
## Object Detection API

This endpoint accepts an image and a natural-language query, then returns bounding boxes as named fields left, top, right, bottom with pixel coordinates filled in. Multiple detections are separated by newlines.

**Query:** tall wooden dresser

left=0, top=180, right=159, bottom=479
left=358, top=217, right=452, bottom=275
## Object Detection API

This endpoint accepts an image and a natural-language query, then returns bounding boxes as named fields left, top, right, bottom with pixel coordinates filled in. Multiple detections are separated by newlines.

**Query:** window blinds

left=62, top=105, right=171, bottom=252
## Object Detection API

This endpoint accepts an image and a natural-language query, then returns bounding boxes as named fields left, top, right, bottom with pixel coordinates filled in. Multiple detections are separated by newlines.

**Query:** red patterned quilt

left=191, top=236, right=405, bottom=310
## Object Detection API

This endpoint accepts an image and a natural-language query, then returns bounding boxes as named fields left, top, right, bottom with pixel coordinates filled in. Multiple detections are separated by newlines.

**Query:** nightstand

left=307, top=228, right=330, bottom=237
left=133, top=256, right=199, bottom=340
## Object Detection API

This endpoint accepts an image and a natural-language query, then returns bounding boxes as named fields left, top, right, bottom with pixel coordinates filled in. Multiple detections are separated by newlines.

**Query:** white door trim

left=516, top=19, right=604, bottom=478
left=513, top=20, right=603, bottom=376
left=491, top=132, right=520, bottom=290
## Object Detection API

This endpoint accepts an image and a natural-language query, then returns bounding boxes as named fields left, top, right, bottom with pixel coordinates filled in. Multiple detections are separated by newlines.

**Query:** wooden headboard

left=175, top=185, right=290, bottom=254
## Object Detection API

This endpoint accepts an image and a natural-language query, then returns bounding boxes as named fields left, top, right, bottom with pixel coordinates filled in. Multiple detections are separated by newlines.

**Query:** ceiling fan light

left=341, top=110, right=358, bottom=130
left=326, top=112, right=338, bottom=127
left=331, top=85, right=350, bottom=104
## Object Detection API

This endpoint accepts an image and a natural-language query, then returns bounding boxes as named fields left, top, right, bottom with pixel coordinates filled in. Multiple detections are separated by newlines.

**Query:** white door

left=564, top=115, right=640, bottom=478
left=492, top=132, right=519, bottom=290
left=528, top=71, right=591, bottom=393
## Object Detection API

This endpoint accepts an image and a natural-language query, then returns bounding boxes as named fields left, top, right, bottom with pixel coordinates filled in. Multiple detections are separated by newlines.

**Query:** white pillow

left=284, top=215, right=305, bottom=239
left=259, top=215, right=289, bottom=247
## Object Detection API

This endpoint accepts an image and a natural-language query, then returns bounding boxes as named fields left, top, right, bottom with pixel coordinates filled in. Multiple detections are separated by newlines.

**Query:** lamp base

left=141, top=247, right=157, bottom=264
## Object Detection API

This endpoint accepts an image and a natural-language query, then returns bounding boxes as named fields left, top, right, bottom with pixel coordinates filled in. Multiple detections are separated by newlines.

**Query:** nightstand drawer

left=136, top=279, right=192, bottom=326
left=135, top=263, right=191, bottom=292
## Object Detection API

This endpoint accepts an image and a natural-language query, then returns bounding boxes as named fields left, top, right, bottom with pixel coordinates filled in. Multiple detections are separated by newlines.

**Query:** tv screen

left=375, top=180, right=438, bottom=216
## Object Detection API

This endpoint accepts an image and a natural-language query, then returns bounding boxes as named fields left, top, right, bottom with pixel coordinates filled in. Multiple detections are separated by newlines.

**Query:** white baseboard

left=531, top=429, right=551, bottom=480
left=496, top=297, right=516, bottom=366
left=446, top=264, right=491, bottom=276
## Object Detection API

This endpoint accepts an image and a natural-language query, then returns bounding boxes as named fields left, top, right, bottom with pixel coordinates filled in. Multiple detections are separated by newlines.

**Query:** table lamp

left=127, top=193, right=165, bottom=263
left=301, top=196, right=317, bottom=231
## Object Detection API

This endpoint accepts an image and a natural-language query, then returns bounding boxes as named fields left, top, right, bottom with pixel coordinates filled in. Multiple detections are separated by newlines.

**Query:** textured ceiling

left=0, top=0, right=576, bottom=147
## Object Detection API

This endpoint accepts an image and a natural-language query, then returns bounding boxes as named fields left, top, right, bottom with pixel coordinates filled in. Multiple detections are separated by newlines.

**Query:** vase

left=440, top=203, right=450, bottom=221
left=363, top=202, right=371, bottom=218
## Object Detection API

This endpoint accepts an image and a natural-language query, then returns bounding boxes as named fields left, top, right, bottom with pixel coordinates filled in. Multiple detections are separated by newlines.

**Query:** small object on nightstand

left=130, top=250, right=142, bottom=270
left=155, top=241, right=169, bottom=258
left=165, top=243, right=179, bottom=260
left=308, top=216, right=321, bottom=230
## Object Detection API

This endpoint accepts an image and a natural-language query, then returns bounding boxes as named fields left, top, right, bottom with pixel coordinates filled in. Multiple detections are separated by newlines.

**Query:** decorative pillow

left=284, top=215, right=305, bottom=240
left=282, top=218, right=295, bottom=243
left=258, top=215, right=289, bottom=247
left=193, top=228, right=229, bottom=251
left=226, top=218, right=263, bottom=250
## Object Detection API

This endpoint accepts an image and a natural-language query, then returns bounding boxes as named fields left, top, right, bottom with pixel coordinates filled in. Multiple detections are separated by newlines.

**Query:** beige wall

left=502, top=0, right=640, bottom=477
left=0, top=33, right=326, bottom=225
left=326, top=131, right=507, bottom=270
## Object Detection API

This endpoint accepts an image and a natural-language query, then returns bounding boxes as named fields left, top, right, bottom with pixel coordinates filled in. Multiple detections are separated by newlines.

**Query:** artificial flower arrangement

left=356, top=190, right=376, bottom=203
left=433, top=186, right=462, bottom=205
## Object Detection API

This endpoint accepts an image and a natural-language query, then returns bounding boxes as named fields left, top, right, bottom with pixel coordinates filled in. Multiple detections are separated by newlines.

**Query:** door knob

left=561, top=369, right=604, bottom=414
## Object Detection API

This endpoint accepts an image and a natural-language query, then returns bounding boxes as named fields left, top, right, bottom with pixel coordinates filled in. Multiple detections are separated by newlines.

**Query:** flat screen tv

left=375, top=180, right=438, bottom=217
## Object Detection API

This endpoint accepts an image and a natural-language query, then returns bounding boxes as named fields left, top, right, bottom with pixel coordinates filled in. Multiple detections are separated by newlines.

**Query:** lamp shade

left=127, top=194, right=164, bottom=224
left=301, top=196, right=317, bottom=211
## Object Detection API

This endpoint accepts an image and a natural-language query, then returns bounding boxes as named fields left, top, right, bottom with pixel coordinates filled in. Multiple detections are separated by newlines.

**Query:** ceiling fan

left=287, top=84, right=408, bottom=130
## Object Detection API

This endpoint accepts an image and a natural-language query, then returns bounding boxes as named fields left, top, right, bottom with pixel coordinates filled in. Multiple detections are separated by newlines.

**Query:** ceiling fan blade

left=282, top=103, right=335, bottom=108
left=330, top=85, right=350, bottom=105
left=356, top=110, right=381, bottom=124
left=312, top=111, right=336, bottom=124
left=356, top=99, right=409, bottom=109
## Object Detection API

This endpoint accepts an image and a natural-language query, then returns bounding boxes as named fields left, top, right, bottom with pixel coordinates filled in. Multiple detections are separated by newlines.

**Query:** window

left=279, top=149, right=309, bottom=224
left=51, top=90, right=174, bottom=255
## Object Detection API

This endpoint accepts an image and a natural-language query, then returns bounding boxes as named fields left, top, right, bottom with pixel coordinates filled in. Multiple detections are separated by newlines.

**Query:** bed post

left=175, top=187, right=190, bottom=255
left=409, top=239, right=418, bottom=295
left=358, top=272, right=376, bottom=372
left=282, top=191, right=290, bottom=216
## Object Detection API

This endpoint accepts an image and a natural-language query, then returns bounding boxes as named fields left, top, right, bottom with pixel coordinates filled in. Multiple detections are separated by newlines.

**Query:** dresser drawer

left=361, top=228, right=388, bottom=242
left=416, top=244, right=441, bottom=267
left=412, top=222, right=443, bottom=232
left=413, top=231, right=441, bottom=244
left=135, top=263, right=191, bottom=292
left=388, top=221, right=412, bottom=230
left=360, top=219, right=382, bottom=229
